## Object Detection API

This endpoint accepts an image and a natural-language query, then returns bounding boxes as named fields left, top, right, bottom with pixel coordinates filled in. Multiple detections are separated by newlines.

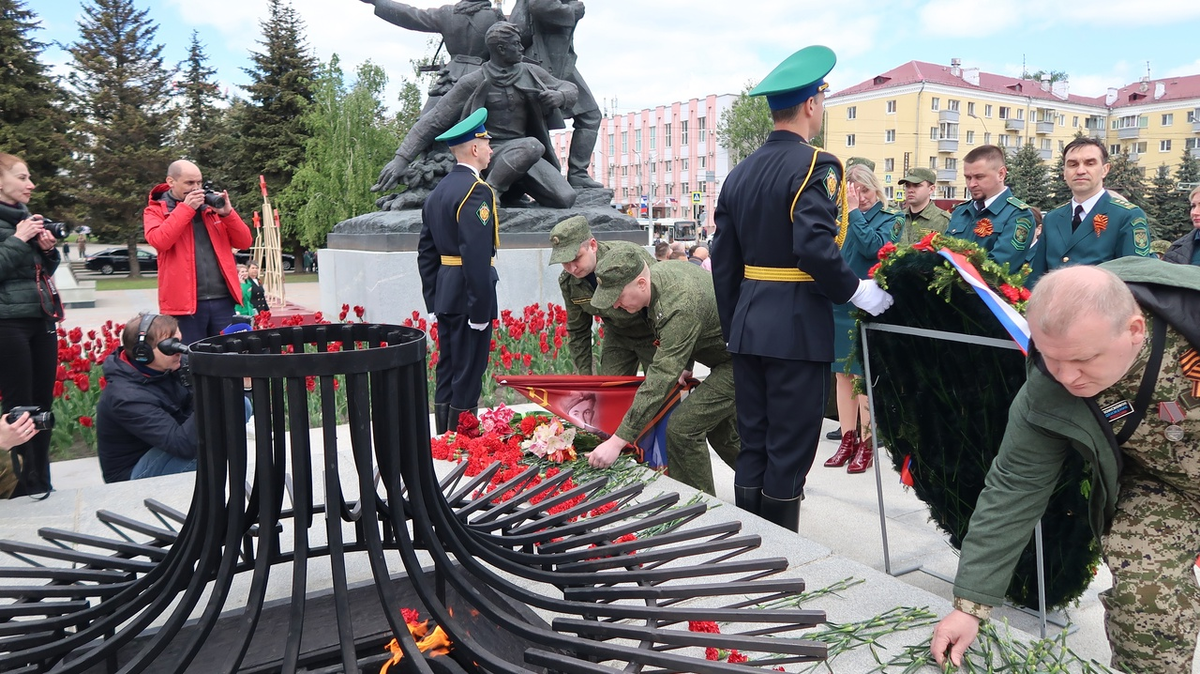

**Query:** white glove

left=849, top=279, right=894, bottom=316
left=427, top=313, right=436, bottom=324
left=468, top=321, right=489, bottom=331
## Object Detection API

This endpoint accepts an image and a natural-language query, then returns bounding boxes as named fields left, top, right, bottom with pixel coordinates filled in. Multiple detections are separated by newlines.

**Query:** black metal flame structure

left=0, top=324, right=828, bottom=673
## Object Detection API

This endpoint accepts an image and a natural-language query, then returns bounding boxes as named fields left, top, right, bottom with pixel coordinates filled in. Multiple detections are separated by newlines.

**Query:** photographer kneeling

left=0, top=412, right=40, bottom=498
left=96, top=313, right=198, bottom=483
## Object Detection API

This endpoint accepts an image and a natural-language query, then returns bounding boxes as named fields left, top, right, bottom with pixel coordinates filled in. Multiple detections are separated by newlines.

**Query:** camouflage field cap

left=899, top=167, right=937, bottom=185
left=590, top=247, right=647, bottom=309
left=548, top=215, right=593, bottom=265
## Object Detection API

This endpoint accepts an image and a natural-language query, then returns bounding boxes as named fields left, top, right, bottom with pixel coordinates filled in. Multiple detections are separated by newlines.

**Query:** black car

left=233, top=250, right=295, bottom=271
left=85, top=248, right=159, bottom=275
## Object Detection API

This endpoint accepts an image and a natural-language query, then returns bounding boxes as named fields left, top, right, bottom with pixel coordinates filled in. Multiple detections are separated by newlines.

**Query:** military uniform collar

left=1070, top=189, right=1106, bottom=219
left=862, top=200, right=885, bottom=219
left=978, top=187, right=1009, bottom=214
left=766, top=129, right=808, bottom=144
left=456, top=162, right=482, bottom=178
left=909, top=201, right=937, bottom=220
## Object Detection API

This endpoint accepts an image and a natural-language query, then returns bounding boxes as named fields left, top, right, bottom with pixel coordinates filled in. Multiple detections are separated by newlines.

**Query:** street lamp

left=631, top=149, right=655, bottom=245
left=968, top=111, right=989, bottom=138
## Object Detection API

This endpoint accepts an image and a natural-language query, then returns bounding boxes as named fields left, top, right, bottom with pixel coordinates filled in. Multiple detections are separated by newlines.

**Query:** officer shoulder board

left=1006, top=196, right=1030, bottom=210
left=1109, top=196, right=1138, bottom=210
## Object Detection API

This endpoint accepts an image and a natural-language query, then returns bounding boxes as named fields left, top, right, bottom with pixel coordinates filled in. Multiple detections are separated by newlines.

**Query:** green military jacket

left=614, top=261, right=730, bottom=441
left=898, top=201, right=950, bottom=246
left=945, top=187, right=1035, bottom=274
left=559, top=240, right=656, bottom=374
left=954, top=257, right=1200, bottom=607
left=1026, top=191, right=1153, bottom=285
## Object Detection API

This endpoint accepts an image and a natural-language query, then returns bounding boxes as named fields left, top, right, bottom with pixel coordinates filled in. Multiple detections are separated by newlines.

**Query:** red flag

left=899, top=454, right=914, bottom=487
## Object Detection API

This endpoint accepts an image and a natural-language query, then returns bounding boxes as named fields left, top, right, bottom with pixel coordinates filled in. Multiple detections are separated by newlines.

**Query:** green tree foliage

left=175, top=30, right=232, bottom=187
left=66, top=0, right=177, bottom=276
left=1143, top=164, right=1178, bottom=239
left=1021, top=69, right=1069, bottom=83
left=1155, top=148, right=1200, bottom=242
left=231, top=0, right=317, bottom=225
left=1006, top=143, right=1052, bottom=209
left=1104, top=151, right=1146, bottom=207
left=278, top=57, right=401, bottom=249
left=0, top=0, right=72, bottom=220
left=1046, top=130, right=1087, bottom=207
left=717, top=80, right=772, bottom=166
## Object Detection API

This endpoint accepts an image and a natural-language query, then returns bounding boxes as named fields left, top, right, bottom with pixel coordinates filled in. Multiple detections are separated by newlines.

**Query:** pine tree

left=0, top=0, right=72, bottom=220
left=1144, top=164, right=1179, bottom=240
left=1104, top=152, right=1146, bottom=207
left=278, top=57, right=401, bottom=249
left=231, top=0, right=317, bottom=222
left=1046, top=130, right=1087, bottom=207
left=66, top=0, right=177, bottom=276
left=717, top=80, right=772, bottom=166
left=175, top=30, right=230, bottom=186
left=1006, top=143, right=1051, bottom=209
left=1159, top=147, right=1200, bottom=242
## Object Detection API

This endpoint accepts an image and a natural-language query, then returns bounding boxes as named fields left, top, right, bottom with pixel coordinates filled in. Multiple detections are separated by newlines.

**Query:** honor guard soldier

left=418, top=108, right=499, bottom=435
left=944, top=145, right=1036, bottom=274
left=548, top=216, right=657, bottom=375
left=1025, top=137, right=1153, bottom=285
left=897, top=167, right=950, bottom=245
left=710, top=45, right=893, bottom=531
left=585, top=248, right=739, bottom=496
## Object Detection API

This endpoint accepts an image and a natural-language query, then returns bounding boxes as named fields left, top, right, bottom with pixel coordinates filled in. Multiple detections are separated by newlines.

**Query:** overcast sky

left=32, top=0, right=1200, bottom=113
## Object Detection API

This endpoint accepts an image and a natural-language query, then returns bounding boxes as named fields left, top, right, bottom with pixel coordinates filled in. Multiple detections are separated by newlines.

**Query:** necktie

left=974, top=199, right=986, bottom=213
left=1070, top=204, right=1084, bottom=231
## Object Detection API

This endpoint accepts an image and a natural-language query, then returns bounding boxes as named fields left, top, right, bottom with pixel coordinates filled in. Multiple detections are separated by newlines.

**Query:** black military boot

left=759, top=493, right=802, bottom=532
left=733, top=484, right=763, bottom=516
left=433, top=403, right=450, bottom=435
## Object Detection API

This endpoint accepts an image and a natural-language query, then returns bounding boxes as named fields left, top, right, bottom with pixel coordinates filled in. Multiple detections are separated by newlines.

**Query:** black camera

left=156, top=337, right=190, bottom=355
left=5, top=406, right=55, bottom=431
left=202, top=182, right=226, bottom=210
left=40, top=220, right=67, bottom=239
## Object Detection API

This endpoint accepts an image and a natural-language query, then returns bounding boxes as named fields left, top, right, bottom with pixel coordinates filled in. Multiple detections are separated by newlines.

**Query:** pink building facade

left=548, top=94, right=737, bottom=236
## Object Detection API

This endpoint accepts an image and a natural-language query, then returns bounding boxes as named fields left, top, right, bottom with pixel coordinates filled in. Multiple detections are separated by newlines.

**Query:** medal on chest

left=1159, top=401, right=1186, bottom=442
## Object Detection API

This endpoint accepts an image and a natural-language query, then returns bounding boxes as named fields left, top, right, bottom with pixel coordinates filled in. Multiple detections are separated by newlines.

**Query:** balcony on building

left=1117, top=127, right=1142, bottom=140
left=1038, top=148, right=1053, bottom=161
left=1035, top=121, right=1055, bottom=135
left=938, top=109, right=960, bottom=123
left=1193, top=109, right=1200, bottom=133
left=1127, top=152, right=1141, bottom=162
left=1084, top=117, right=1105, bottom=138
left=936, top=168, right=957, bottom=182
left=1190, top=146, right=1200, bottom=159
left=937, top=137, right=959, bottom=152
left=1004, top=118, right=1025, bottom=131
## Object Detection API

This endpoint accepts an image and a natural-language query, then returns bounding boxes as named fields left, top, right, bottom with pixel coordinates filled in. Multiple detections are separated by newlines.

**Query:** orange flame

left=380, top=620, right=454, bottom=673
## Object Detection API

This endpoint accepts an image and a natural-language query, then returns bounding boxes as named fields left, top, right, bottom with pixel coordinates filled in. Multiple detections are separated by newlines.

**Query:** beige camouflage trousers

left=1101, top=472, right=1200, bottom=674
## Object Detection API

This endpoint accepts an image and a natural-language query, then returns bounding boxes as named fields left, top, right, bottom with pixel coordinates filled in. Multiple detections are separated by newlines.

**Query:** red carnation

left=913, top=230, right=939, bottom=252
left=400, top=608, right=422, bottom=626
left=868, top=262, right=882, bottom=278
left=726, top=650, right=748, bottom=664
left=999, top=284, right=1021, bottom=304
left=688, top=621, right=721, bottom=634
left=876, top=241, right=897, bottom=260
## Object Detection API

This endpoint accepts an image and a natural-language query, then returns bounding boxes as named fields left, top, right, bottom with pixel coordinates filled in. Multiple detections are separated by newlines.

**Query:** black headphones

left=131, top=313, right=158, bottom=364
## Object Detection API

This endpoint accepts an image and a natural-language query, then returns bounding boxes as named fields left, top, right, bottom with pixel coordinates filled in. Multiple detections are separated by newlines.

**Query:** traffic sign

left=640, top=195, right=649, bottom=207
left=691, top=191, right=702, bottom=204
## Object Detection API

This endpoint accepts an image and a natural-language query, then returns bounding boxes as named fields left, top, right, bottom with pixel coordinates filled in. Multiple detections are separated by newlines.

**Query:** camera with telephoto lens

left=202, top=182, right=226, bottom=210
left=40, top=220, right=67, bottom=239
left=157, top=338, right=192, bottom=387
left=5, top=406, right=55, bottom=431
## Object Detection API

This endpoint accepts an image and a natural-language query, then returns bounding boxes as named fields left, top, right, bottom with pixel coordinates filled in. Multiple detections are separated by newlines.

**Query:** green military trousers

left=598, top=334, right=657, bottom=377
left=1100, top=472, right=1200, bottom=674
left=663, top=361, right=739, bottom=495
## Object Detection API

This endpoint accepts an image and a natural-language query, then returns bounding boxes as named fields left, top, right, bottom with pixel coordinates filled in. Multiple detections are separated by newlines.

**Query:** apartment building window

left=846, top=134, right=856, bottom=147
left=649, top=127, right=656, bottom=150
left=621, top=131, right=627, bottom=153
left=929, top=156, right=938, bottom=170
left=1110, top=144, right=1121, bottom=155
left=1188, top=138, right=1200, bottom=150
left=941, top=186, right=957, bottom=199
left=967, top=102, right=976, bottom=116
left=1162, top=113, right=1174, bottom=126
left=634, top=134, right=641, bottom=153
left=700, top=182, right=707, bottom=193
left=649, top=161, right=656, bottom=175
left=1117, top=115, right=1147, bottom=129
left=681, top=158, right=689, bottom=171
left=1041, top=138, right=1052, bottom=150
left=940, top=122, right=959, bottom=139
left=608, top=133, right=615, bottom=154
left=885, top=129, right=896, bottom=143
left=1130, top=142, right=1147, bottom=154
left=886, top=100, right=897, bottom=114
left=966, top=130, right=975, bottom=144
left=884, top=158, right=895, bottom=172
left=681, top=182, right=688, bottom=196
left=847, top=106, right=857, bottom=119
left=1059, top=115, right=1065, bottom=126
left=1189, top=111, right=1198, bottom=124
left=985, top=104, right=993, bottom=117
left=998, top=135, right=1011, bottom=147
left=1017, top=109, right=1024, bottom=120
left=948, top=99, right=960, bottom=111
left=698, top=155, right=706, bottom=168
left=945, top=158, right=958, bottom=170
left=666, top=183, right=673, bottom=196
left=680, top=120, right=688, bottom=145
left=984, top=132, right=992, bottom=144
left=885, top=186, right=894, bottom=200
left=931, top=97, right=940, bottom=111
left=698, top=115, right=707, bottom=143
left=998, top=106, right=1011, bottom=119
left=930, top=127, right=939, bottom=140
left=664, top=123, right=672, bottom=148
left=1161, top=140, right=1172, bottom=152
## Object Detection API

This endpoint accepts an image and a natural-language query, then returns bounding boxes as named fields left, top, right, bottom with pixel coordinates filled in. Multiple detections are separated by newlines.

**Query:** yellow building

left=824, top=60, right=1200, bottom=204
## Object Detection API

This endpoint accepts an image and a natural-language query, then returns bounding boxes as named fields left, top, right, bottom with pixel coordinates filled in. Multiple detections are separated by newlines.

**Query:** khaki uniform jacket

left=899, top=202, right=950, bottom=246
left=559, top=240, right=655, bottom=374
left=954, top=257, right=1200, bottom=607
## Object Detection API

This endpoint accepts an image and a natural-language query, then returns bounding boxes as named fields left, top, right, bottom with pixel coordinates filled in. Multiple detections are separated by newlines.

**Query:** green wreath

left=852, top=233, right=1101, bottom=610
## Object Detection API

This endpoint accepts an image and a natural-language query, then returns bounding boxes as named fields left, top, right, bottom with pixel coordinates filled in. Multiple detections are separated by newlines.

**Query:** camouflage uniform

left=598, top=259, right=739, bottom=495
left=1094, top=320, right=1200, bottom=674
left=897, top=201, right=950, bottom=246
left=559, top=240, right=657, bottom=375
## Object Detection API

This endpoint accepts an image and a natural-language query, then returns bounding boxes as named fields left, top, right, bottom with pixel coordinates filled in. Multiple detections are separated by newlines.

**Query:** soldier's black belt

left=744, top=265, right=814, bottom=282
left=441, top=255, right=495, bottom=266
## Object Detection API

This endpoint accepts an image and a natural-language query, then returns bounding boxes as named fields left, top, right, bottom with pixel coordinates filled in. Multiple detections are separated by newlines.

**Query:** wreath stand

left=860, top=320, right=1074, bottom=638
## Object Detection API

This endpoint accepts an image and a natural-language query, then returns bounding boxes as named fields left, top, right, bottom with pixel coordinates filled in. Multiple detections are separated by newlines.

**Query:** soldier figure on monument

left=509, top=0, right=603, bottom=188
left=373, top=21, right=579, bottom=210
left=358, top=0, right=504, bottom=110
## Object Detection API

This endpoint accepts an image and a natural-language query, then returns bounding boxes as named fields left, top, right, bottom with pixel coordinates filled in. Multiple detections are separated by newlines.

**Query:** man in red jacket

left=144, top=160, right=252, bottom=345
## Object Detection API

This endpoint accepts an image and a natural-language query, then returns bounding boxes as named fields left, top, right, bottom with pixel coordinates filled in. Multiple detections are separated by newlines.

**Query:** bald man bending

left=932, top=258, right=1200, bottom=674
left=144, top=161, right=252, bottom=344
